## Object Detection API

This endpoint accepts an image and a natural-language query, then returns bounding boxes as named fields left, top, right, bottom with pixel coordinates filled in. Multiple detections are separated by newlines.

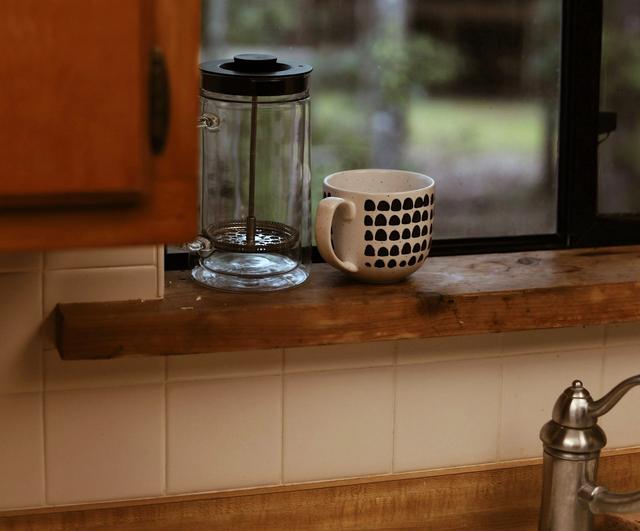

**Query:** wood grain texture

left=56, top=246, right=640, bottom=359
left=0, top=0, right=152, bottom=205
left=2, top=450, right=640, bottom=530
left=0, top=0, right=199, bottom=250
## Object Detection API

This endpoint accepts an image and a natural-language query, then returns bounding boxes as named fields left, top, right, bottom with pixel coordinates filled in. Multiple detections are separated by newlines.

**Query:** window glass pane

left=202, top=0, right=561, bottom=239
left=599, top=0, right=640, bottom=215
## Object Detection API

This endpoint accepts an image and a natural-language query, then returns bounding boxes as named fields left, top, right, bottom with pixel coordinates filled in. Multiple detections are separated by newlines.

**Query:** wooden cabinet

left=0, top=0, right=200, bottom=251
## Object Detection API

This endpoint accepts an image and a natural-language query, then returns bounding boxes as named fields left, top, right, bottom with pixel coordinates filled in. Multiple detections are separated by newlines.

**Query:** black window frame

left=167, top=0, right=640, bottom=271
left=433, top=0, right=640, bottom=257
left=564, top=0, right=640, bottom=247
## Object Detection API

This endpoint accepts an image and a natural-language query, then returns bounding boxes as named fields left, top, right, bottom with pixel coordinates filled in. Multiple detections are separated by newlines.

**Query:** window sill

left=55, top=246, right=640, bottom=360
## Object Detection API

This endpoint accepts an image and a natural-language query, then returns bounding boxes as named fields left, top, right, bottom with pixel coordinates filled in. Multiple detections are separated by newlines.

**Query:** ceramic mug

left=315, top=169, right=435, bottom=283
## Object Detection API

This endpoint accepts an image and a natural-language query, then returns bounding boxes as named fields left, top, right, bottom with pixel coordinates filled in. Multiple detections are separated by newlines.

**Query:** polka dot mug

left=315, top=169, right=435, bottom=283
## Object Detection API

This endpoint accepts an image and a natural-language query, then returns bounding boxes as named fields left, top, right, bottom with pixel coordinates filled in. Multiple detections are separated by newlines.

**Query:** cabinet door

left=0, top=0, right=199, bottom=250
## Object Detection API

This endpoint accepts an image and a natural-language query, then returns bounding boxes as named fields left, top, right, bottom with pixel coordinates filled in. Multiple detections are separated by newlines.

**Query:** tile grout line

left=495, top=356, right=505, bottom=462
left=391, top=341, right=399, bottom=474
left=44, top=263, right=158, bottom=273
left=163, top=358, right=169, bottom=497
left=495, top=333, right=505, bottom=461
left=156, top=245, right=164, bottom=299
left=280, top=349, right=286, bottom=486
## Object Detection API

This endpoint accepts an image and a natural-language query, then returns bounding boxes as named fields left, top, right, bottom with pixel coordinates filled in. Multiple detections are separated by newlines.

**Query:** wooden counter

left=3, top=449, right=640, bottom=530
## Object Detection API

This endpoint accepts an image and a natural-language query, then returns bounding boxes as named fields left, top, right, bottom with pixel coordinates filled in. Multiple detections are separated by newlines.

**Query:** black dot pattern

left=358, top=192, right=434, bottom=270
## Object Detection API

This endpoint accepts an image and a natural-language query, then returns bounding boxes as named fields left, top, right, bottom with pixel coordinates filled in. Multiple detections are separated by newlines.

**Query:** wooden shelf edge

left=55, top=246, right=640, bottom=360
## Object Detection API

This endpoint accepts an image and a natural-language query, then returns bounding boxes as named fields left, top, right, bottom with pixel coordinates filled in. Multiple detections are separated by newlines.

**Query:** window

left=167, top=0, right=639, bottom=269
left=564, top=0, right=640, bottom=247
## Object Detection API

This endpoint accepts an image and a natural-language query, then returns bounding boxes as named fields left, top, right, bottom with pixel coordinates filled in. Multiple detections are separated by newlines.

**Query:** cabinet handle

left=149, top=48, right=170, bottom=154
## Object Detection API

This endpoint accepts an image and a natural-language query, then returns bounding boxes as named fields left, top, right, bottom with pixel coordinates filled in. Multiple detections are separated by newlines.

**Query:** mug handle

left=315, top=197, right=358, bottom=274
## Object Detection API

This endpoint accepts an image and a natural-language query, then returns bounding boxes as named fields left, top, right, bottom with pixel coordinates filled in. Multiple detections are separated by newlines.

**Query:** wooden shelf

left=55, top=246, right=640, bottom=360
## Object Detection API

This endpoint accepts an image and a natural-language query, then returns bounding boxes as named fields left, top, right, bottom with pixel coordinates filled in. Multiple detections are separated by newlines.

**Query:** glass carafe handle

left=197, top=113, right=219, bottom=131
left=184, top=236, right=214, bottom=258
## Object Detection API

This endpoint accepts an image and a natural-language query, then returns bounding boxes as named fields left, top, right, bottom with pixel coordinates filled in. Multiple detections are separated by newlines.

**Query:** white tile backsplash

left=167, top=376, right=282, bottom=494
left=0, top=252, right=42, bottom=273
left=285, top=341, right=395, bottom=373
left=394, top=358, right=501, bottom=472
left=0, top=272, right=42, bottom=394
left=0, top=245, right=639, bottom=512
left=44, top=265, right=159, bottom=316
left=167, top=349, right=282, bottom=382
left=502, top=326, right=605, bottom=356
left=605, top=322, right=640, bottom=347
left=397, top=333, right=501, bottom=365
left=600, top=345, right=640, bottom=448
left=44, top=348, right=165, bottom=391
left=499, top=348, right=604, bottom=460
left=283, top=367, right=394, bottom=483
left=45, top=384, right=165, bottom=504
left=156, top=245, right=165, bottom=298
left=44, top=246, right=157, bottom=270
left=0, top=393, right=45, bottom=509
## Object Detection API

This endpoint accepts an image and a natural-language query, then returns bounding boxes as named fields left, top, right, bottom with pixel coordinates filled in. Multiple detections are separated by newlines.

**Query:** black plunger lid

left=200, top=53, right=312, bottom=97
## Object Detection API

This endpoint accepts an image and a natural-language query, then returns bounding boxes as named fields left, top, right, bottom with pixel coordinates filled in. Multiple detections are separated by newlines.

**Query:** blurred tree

left=599, top=0, right=640, bottom=213
left=523, top=0, right=561, bottom=197
left=358, top=0, right=409, bottom=169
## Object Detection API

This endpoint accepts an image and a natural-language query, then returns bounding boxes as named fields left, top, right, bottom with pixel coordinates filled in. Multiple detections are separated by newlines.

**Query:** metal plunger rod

left=246, top=95, right=258, bottom=244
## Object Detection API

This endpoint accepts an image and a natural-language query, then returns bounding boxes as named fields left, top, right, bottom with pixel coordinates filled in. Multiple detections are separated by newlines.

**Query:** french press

left=191, top=53, right=313, bottom=292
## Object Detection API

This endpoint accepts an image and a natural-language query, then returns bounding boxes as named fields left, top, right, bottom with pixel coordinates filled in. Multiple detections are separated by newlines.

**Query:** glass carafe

left=192, top=54, right=312, bottom=292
